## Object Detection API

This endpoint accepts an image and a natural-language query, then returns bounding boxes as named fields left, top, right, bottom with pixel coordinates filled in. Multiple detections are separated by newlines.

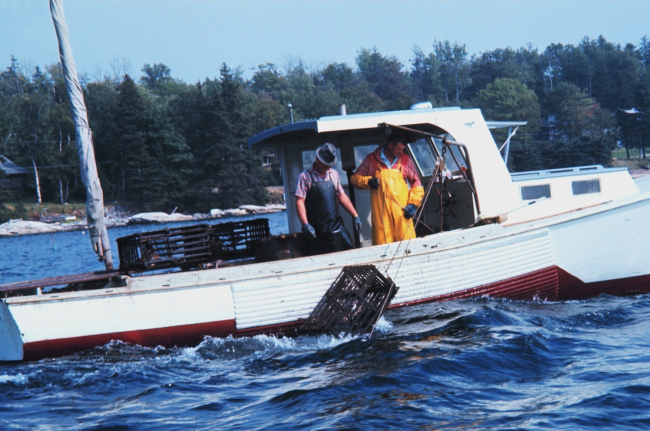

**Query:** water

left=2, top=212, right=650, bottom=429
left=0, top=212, right=289, bottom=285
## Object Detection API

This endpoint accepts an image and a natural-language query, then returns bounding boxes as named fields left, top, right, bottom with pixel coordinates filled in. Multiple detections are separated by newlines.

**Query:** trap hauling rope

left=299, top=265, right=398, bottom=337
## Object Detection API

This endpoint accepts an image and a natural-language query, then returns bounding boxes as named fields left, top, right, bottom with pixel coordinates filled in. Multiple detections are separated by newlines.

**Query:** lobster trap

left=116, top=218, right=270, bottom=272
left=299, top=265, right=398, bottom=337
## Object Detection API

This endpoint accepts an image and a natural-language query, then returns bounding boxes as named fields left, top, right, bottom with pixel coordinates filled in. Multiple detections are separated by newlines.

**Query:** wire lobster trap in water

left=300, top=265, right=398, bottom=337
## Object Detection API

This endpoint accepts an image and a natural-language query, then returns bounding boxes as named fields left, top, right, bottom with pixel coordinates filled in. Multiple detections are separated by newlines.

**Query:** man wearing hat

left=350, top=130, right=424, bottom=246
left=295, top=143, right=362, bottom=255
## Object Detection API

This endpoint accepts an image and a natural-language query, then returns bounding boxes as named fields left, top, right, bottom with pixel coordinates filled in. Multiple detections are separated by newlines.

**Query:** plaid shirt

left=295, top=166, right=344, bottom=199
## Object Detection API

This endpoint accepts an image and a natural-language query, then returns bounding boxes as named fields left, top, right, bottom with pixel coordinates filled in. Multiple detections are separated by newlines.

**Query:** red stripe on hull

left=18, top=268, right=650, bottom=362
left=391, top=266, right=560, bottom=308
left=22, top=319, right=236, bottom=362
left=390, top=266, right=650, bottom=308
left=556, top=268, right=650, bottom=300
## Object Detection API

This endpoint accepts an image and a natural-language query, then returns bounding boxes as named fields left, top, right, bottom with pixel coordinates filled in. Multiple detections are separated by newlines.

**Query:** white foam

left=175, top=332, right=363, bottom=361
left=374, top=316, right=393, bottom=333
left=0, top=372, right=32, bottom=385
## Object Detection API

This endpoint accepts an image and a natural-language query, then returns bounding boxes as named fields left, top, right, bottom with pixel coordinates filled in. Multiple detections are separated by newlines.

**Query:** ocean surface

left=2, top=211, right=650, bottom=430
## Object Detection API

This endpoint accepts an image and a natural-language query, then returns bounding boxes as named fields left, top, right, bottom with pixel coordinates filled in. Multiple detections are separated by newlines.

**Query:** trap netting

left=300, top=265, right=398, bottom=337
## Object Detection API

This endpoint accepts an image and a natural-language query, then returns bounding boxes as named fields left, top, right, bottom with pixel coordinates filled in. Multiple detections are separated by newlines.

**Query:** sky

left=1, top=1, right=649, bottom=84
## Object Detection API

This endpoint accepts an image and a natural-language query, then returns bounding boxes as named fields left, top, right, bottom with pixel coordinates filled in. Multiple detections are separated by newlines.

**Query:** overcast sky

left=1, top=1, right=649, bottom=83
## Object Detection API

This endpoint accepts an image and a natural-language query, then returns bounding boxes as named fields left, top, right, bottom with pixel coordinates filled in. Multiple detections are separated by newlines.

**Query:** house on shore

left=0, top=155, right=28, bottom=191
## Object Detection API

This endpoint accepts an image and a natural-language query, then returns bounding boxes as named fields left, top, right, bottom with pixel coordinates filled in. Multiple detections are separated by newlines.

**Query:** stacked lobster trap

left=116, top=219, right=270, bottom=272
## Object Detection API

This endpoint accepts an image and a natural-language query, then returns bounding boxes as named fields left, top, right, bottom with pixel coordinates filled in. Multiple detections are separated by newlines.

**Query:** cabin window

left=409, top=139, right=437, bottom=176
left=430, top=136, right=468, bottom=172
left=354, top=145, right=377, bottom=166
left=521, top=184, right=551, bottom=200
left=572, top=179, right=601, bottom=195
left=302, top=149, right=348, bottom=185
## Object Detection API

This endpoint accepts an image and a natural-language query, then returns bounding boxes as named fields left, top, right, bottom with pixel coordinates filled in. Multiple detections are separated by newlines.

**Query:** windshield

left=409, top=139, right=437, bottom=176
left=409, top=135, right=468, bottom=177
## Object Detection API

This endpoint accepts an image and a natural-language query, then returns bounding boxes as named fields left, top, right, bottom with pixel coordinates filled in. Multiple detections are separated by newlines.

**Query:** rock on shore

left=0, top=219, right=64, bottom=236
left=129, top=212, right=194, bottom=224
left=0, top=203, right=288, bottom=236
left=127, top=204, right=287, bottom=224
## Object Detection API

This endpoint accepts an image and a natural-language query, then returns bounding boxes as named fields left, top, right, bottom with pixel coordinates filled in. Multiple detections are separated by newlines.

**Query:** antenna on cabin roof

left=287, top=103, right=294, bottom=123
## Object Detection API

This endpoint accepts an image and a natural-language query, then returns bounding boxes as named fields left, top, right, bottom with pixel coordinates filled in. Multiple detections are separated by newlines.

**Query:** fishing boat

left=2, top=102, right=649, bottom=362
left=1, top=1, right=649, bottom=362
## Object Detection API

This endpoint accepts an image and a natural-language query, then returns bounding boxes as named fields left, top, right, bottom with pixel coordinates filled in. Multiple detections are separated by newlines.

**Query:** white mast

left=50, top=0, right=113, bottom=270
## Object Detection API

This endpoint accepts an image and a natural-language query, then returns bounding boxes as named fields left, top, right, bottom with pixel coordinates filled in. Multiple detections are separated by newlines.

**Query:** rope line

left=382, top=143, right=446, bottom=281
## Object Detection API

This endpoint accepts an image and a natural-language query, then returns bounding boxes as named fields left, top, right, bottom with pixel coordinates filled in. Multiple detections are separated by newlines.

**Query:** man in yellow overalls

left=350, top=130, right=425, bottom=245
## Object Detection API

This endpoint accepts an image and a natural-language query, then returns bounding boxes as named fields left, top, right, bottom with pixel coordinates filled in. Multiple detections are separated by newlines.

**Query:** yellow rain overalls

left=351, top=157, right=424, bottom=245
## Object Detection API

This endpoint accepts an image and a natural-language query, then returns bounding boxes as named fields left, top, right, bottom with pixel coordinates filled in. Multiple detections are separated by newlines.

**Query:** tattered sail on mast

left=50, top=0, right=113, bottom=269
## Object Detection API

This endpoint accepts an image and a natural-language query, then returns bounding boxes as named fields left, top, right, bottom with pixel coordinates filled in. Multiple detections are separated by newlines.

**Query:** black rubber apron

left=304, top=173, right=355, bottom=256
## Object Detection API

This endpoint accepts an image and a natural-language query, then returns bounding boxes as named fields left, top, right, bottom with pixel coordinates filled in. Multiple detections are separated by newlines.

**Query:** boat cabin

left=249, top=105, right=639, bottom=246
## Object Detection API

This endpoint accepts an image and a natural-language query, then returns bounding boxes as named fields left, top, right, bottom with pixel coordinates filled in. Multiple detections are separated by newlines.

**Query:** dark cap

left=316, top=143, right=338, bottom=167
left=387, top=130, right=409, bottom=146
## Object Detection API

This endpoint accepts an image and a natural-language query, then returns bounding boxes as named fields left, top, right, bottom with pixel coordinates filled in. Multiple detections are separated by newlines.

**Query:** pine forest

left=1, top=36, right=650, bottom=221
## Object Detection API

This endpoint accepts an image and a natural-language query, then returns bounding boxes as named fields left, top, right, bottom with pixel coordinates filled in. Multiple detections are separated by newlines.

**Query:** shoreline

left=2, top=170, right=648, bottom=238
left=0, top=204, right=286, bottom=237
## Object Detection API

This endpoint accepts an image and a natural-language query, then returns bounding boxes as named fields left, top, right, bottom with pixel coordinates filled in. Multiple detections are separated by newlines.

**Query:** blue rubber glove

left=403, top=204, right=418, bottom=219
left=353, top=217, right=362, bottom=232
left=368, top=178, right=380, bottom=189
left=302, top=223, right=317, bottom=239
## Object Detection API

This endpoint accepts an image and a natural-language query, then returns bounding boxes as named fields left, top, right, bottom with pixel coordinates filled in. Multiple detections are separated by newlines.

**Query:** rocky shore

left=0, top=204, right=286, bottom=236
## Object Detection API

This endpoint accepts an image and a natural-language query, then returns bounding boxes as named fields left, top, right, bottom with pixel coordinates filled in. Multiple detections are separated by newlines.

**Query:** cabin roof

left=248, top=106, right=464, bottom=148
left=510, top=165, right=628, bottom=182
left=0, top=155, right=28, bottom=176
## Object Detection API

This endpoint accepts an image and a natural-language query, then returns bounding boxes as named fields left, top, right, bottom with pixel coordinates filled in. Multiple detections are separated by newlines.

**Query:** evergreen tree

left=140, top=63, right=172, bottom=89
left=250, top=63, right=290, bottom=103
left=509, top=140, right=543, bottom=172
left=473, top=78, right=541, bottom=131
left=86, top=78, right=120, bottom=198
left=321, top=62, right=355, bottom=97
left=285, top=62, right=340, bottom=120
left=431, top=40, right=472, bottom=105
left=143, top=104, right=192, bottom=210
left=112, top=75, right=150, bottom=202
left=473, top=78, right=541, bottom=165
left=45, top=64, right=78, bottom=204
left=544, top=81, right=613, bottom=138
left=410, top=46, right=441, bottom=104
left=468, top=46, right=543, bottom=100
left=320, top=62, right=383, bottom=114
left=634, top=73, right=650, bottom=158
left=356, top=47, right=412, bottom=110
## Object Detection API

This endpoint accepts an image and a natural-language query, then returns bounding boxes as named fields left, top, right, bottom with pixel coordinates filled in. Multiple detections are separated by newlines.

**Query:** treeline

left=1, top=35, right=650, bottom=213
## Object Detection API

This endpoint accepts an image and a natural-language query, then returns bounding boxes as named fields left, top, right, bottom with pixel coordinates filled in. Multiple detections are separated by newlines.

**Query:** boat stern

left=0, top=301, right=23, bottom=361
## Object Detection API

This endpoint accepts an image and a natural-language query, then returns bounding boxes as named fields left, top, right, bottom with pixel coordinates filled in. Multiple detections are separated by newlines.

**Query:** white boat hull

left=3, top=192, right=650, bottom=361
